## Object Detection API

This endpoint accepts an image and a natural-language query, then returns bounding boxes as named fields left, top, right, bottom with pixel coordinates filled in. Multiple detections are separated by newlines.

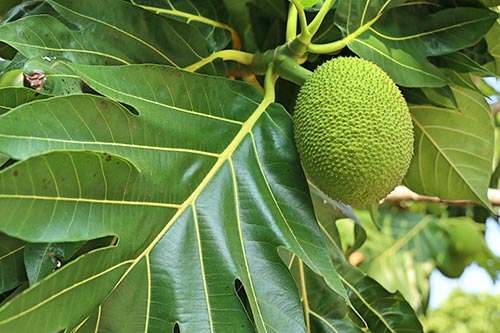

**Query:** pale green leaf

left=485, top=21, right=500, bottom=75
left=357, top=209, right=445, bottom=313
left=404, top=85, right=494, bottom=209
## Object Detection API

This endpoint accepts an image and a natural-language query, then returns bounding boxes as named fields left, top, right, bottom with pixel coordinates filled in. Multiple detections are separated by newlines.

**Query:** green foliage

left=0, top=0, right=498, bottom=332
left=424, top=289, right=500, bottom=333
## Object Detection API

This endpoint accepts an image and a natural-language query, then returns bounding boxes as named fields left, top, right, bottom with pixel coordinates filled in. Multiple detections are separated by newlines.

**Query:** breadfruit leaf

left=405, top=85, right=494, bottom=210
left=128, top=0, right=232, bottom=51
left=0, top=233, right=26, bottom=295
left=289, top=219, right=424, bottom=333
left=0, top=64, right=347, bottom=332
left=346, top=6, right=498, bottom=87
left=356, top=210, right=446, bottom=313
left=0, top=87, right=51, bottom=115
left=0, top=0, right=222, bottom=73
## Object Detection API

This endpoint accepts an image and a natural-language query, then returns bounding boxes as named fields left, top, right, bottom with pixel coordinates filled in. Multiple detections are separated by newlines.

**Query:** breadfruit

left=293, top=57, right=414, bottom=207
left=444, top=218, right=483, bottom=257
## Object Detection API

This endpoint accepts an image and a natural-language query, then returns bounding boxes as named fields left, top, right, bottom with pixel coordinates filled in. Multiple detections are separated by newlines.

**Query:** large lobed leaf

left=0, top=0, right=222, bottom=73
left=336, top=1, right=499, bottom=87
left=129, top=0, right=233, bottom=51
left=0, top=63, right=347, bottom=332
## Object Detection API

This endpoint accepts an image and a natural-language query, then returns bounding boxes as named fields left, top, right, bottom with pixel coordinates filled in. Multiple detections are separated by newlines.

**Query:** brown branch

left=491, top=101, right=500, bottom=116
left=383, top=186, right=500, bottom=206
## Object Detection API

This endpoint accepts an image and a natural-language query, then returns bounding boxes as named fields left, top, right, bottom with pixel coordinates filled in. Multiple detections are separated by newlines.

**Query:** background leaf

left=485, top=20, right=500, bottom=75
left=356, top=209, right=444, bottom=313
left=347, top=5, right=498, bottom=87
left=23, top=241, right=86, bottom=285
left=404, top=84, right=494, bottom=208
left=0, top=233, right=26, bottom=295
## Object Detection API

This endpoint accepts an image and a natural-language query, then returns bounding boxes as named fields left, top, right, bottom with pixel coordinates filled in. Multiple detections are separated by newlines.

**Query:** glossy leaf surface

left=0, top=64, right=346, bottom=332
left=0, top=0, right=220, bottom=72
left=346, top=5, right=498, bottom=87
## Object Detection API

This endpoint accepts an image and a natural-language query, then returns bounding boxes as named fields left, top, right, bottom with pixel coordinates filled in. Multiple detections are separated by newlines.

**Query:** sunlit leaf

left=485, top=21, right=500, bottom=75
left=296, top=216, right=424, bottom=332
left=405, top=85, right=494, bottom=209
left=334, top=0, right=406, bottom=35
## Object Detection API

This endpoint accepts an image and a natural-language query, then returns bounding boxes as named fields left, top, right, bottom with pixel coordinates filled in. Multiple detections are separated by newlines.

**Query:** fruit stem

left=275, top=55, right=312, bottom=86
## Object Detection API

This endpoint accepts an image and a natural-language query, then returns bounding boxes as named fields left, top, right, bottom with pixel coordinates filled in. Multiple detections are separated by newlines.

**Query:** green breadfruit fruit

left=445, top=218, right=483, bottom=257
left=293, top=57, right=414, bottom=207
left=436, top=252, right=471, bottom=279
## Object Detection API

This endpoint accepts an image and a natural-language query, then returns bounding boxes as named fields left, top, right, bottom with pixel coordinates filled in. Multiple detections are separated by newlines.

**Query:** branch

left=491, top=101, right=500, bottom=116
left=383, top=186, right=500, bottom=206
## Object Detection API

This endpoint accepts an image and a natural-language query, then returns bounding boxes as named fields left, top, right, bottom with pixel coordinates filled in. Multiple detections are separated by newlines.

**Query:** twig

left=383, top=186, right=500, bottom=206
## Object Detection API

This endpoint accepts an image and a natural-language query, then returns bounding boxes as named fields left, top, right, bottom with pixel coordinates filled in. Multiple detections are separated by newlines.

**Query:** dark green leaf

left=289, top=257, right=364, bottom=333
left=130, top=0, right=233, bottom=51
left=0, top=0, right=22, bottom=18
left=337, top=260, right=424, bottom=333
left=0, top=0, right=220, bottom=73
left=0, top=64, right=346, bottom=332
left=24, top=241, right=86, bottom=285
left=430, top=52, right=493, bottom=75
left=0, top=233, right=26, bottom=294
left=349, top=6, right=498, bottom=87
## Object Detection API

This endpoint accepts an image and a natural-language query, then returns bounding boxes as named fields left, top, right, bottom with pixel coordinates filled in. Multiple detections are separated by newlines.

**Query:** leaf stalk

left=184, top=50, right=254, bottom=72
left=307, top=13, right=380, bottom=54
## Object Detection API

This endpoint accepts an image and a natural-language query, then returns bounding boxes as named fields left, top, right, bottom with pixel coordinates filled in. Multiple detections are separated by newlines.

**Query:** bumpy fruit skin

left=293, top=57, right=414, bottom=207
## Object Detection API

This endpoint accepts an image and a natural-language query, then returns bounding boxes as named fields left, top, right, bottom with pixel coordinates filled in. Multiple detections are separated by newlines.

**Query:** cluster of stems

left=183, top=0, right=382, bottom=94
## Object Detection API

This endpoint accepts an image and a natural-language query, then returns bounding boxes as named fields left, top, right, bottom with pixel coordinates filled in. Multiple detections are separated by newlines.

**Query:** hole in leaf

left=80, top=81, right=103, bottom=95
left=173, top=322, right=180, bottom=333
left=0, top=282, right=28, bottom=307
left=120, top=102, right=139, bottom=116
left=234, top=278, right=254, bottom=322
left=68, top=235, right=117, bottom=262
left=0, top=158, right=17, bottom=171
